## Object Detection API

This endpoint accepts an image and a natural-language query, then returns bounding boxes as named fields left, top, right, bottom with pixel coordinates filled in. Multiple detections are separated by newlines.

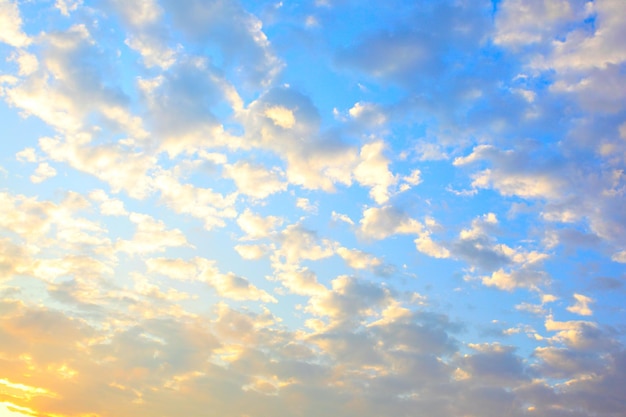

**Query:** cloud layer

left=0, top=1, right=625, bottom=416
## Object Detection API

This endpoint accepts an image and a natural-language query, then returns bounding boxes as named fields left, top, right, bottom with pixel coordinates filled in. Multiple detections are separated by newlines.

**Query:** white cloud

left=494, top=0, right=583, bottom=48
left=336, top=247, right=382, bottom=270
left=414, top=232, right=450, bottom=259
left=234, top=244, right=270, bottom=260
left=533, top=0, right=626, bottom=72
left=264, top=105, right=296, bottom=128
left=89, top=189, right=128, bottom=216
left=237, top=209, right=282, bottom=240
left=30, top=162, right=57, bottom=183
left=55, top=0, right=83, bottom=16
left=270, top=264, right=326, bottom=296
left=544, top=316, right=613, bottom=351
left=567, top=293, right=594, bottom=316
left=358, top=206, right=422, bottom=240
left=106, top=0, right=162, bottom=27
left=224, top=161, right=287, bottom=199
left=348, top=102, right=386, bottom=127
left=276, top=224, right=334, bottom=264
left=16, top=147, right=37, bottom=163
left=0, top=0, right=31, bottom=47
left=1, top=2, right=625, bottom=416
left=153, top=168, right=237, bottom=230
left=137, top=60, right=242, bottom=156
left=40, top=135, right=156, bottom=199
left=296, top=198, right=317, bottom=213
left=482, top=268, right=548, bottom=292
left=611, top=250, right=626, bottom=263
left=125, top=35, right=177, bottom=69
left=456, top=145, right=565, bottom=199
left=401, top=169, right=422, bottom=188
left=116, top=213, right=191, bottom=255
left=353, top=140, right=397, bottom=204
left=160, top=0, right=283, bottom=87
left=147, top=256, right=276, bottom=303
left=331, top=211, right=354, bottom=225
left=414, top=142, right=449, bottom=161
left=9, top=50, right=38, bottom=76
left=207, top=271, right=277, bottom=303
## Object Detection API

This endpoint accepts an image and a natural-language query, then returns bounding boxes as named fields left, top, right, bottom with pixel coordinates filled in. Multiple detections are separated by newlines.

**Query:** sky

left=0, top=0, right=625, bottom=416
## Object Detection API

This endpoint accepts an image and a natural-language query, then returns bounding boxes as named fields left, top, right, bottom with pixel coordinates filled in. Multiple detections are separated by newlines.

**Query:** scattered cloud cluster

left=0, top=0, right=625, bottom=416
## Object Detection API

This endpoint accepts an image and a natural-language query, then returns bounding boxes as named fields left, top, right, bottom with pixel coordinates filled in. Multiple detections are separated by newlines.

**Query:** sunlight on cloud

left=0, top=0, right=625, bottom=416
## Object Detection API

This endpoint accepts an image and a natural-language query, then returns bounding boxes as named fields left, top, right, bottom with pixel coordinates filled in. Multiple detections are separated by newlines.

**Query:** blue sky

left=1, top=0, right=626, bottom=416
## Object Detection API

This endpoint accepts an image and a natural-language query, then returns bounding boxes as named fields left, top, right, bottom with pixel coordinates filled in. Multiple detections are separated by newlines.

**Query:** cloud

left=334, top=1, right=490, bottom=86
left=353, top=140, right=397, bottom=204
left=9, top=50, right=38, bottom=76
left=241, top=86, right=358, bottom=192
left=116, top=213, right=191, bottom=255
left=234, top=244, right=270, bottom=260
left=125, top=34, right=177, bottom=69
left=305, top=275, right=390, bottom=322
left=530, top=0, right=626, bottom=72
left=331, top=211, right=354, bottom=225
left=336, top=247, right=382, bottom=270
left=611, top=250, right=626, bottom=263
left=0, top=0, right=31, bottom=47
left=454, top=145, right=565, bottom=199
left=275, top=224, right=334, bottom=264
left=55, top=0, right=83, bottom=16
left=146, top=257, right=276, bottom=303
left=0, top=238, right=31, bottom=281
left=136, top=58, right=240, bottom=156
left=264, top=105, right=296, bottom=128
left=160, top=0, right=283, bottom=87
left=296, top=198, right=317, bottom=213
left=224, top=161, right=287, bottom=199
left=458, top=343, right=529, bottom=386
left=39, top=135, right=156, bottom=199
left=533, top=346, right=606, bottom=381
left=493, top=0, right=585, bottom=48
left=105, top=0, right=163, bottom=27
left=348, top=102, right=387, bottom=127
left=269, top=264, right=326, bottom=296
left=89, top=189, right=128, bottom=216
left=544, top=316, right=615, bottom=352
left=15, top=147, right=37, bottom=163
left=237, top=209, right=282, bottom=240
left=1, top=2, right=626, bottom=416
left=566, top=293, right=594, bottom=316
left=481, top=268, right=548, bottom=292
left=29, top=163, right=57, bottom=183
left=445, top=213, right=550, bottom=290
left=358, top=206, right=422, bottom=240
left=152, top=168, right=237, bottom=230
left=414, top=232, right=450, bottom=259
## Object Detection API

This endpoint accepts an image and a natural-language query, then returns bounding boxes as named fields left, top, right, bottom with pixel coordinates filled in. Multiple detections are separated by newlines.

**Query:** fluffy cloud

left=358, top=206, right=422, bottom=240
left=223, top=161, right=287, bottom=199
left=146, top=257, right=276, bottom=303
left=29, top=162, right=57, bottom=183
left=237, top=209, right=283, bottom=240
left=567, top=293, right=594, bottom=316
left=160, top=0, right=283, bottom=87
left=116, top=213, right=190, bottom=255
left=0, top=0, right=31, bottom=47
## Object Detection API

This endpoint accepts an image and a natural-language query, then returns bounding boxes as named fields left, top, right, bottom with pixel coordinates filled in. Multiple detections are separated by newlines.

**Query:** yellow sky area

left=0, top=401, right=38, bottom=417
left=0, top=401, right=101, bottom=417
left=0, top=379, right=57, bottom=417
